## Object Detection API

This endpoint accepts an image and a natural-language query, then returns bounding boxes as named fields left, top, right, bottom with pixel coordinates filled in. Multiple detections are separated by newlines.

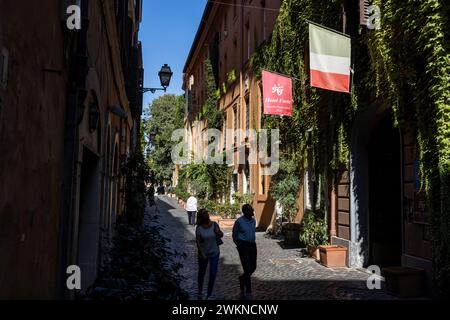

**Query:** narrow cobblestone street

left=153, top=196, right=397, bottom=300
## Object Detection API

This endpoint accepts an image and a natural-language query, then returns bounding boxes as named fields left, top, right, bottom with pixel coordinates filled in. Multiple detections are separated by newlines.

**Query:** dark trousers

left=237, top=241, right=257, bottom=293
left=187, top=211, right=196, bottom=225
left=198, top=253, right=220, bottom=297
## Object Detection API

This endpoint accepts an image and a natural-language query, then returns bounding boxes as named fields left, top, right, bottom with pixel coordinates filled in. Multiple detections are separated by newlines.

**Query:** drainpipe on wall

left=330, top=187, right=337, bottom=237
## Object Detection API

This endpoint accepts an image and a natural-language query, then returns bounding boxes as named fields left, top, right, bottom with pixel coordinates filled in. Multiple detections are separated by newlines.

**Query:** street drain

left=271, top=259, right=300, bottom=265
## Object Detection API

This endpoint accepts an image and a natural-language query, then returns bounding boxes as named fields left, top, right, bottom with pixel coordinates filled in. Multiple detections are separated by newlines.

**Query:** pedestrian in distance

left=232, top=204, right=257, bottom=300
left=147, top=184, right=156, bottom=207
left=185, top=194, right=198, bottom=225
left=196, top=209, right=224, bottom=300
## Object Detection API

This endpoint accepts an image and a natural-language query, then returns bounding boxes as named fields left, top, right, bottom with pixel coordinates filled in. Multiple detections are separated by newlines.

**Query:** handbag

left=214, top=222, right=224, bottom=246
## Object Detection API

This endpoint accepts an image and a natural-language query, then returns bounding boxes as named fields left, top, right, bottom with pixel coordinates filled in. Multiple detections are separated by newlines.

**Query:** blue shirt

left=232, top=216, right=256, bottom=243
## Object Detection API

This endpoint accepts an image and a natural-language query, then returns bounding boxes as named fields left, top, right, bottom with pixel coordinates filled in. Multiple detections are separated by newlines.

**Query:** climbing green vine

left=202, top=59, right=224, bottom=130
left=183, top=59, right=231, bottom=201
left=251, top=0, right=450, bottom=296
left=367, top=0, right=450, bottom=297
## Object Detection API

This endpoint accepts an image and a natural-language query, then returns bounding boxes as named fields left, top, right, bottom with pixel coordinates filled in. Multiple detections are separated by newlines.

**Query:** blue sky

left=140, top=0, right=207, bottom=110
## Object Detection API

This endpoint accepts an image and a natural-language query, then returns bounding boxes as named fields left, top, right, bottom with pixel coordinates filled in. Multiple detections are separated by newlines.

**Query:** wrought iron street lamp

left=142, top=64, right=173, bottom=94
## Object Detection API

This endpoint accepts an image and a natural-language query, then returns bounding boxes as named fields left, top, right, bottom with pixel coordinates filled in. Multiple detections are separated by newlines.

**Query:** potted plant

left=299, top=210, right=329, bottom=260
left=217, top=202, right=240, bottom=229
left=269, top=158, right=302, bottom=244
left=318, top=245, right=348, bottom=268
left=273, top=175, right=301, bottom=245
left=199, top=199, right=221, bottom=222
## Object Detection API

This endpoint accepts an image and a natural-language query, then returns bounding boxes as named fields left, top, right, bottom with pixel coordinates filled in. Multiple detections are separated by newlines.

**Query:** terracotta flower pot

left=319, top=245, right=348, bottom=268
left=307, top=245, right=320, bottom=261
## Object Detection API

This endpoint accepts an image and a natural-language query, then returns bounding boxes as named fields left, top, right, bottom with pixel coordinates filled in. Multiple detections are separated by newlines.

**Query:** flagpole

left=350, top=63, right=355, bottom=96
left=261, top=68, right=301, bottom=82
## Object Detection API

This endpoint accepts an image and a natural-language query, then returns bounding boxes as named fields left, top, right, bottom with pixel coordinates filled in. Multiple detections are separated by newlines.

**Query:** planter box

left=218, top=218, right=236, bottom=229
left=382, top=267, right=426, bottom=298
left=319, top=245, right=347, bottom=268
left=282, top=223, right=302, bottom=245
left=307, top=245, right=320, bottom=261
left=209, top=215, right=221, bottom=223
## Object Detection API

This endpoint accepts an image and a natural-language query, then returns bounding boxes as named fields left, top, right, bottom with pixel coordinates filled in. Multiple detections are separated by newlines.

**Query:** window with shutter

left=245, top=95, right=250, bottom=131
left=0, top=54, right=4, bottom=86
left=0, top=47, right=7, bottom=89
left=0, top=47, right=7, bottom=120
left=223, top=113, right=227, bottom=151
left=359, top=0, right=370, bottom=27
left=233, top=105, right=238, bottom=147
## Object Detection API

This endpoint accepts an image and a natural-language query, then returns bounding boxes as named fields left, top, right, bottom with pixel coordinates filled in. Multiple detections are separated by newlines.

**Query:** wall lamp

left=141, top=64, right=173, bottom=94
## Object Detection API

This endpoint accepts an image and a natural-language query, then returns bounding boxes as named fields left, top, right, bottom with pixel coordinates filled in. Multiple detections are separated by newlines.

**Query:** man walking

left=232, top=204, right=257, bottom=300
left=185, top=194, right=198, bottom=226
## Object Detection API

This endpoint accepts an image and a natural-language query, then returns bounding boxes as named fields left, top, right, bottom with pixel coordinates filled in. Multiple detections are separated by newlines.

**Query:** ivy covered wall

left=251, top=0, right=450, bottom=297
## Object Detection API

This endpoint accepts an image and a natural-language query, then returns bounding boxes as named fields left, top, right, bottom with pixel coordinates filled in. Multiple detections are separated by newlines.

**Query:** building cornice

left=100, top=0, right=133, bottom=128
left=183, top=0, right=225, bottom=86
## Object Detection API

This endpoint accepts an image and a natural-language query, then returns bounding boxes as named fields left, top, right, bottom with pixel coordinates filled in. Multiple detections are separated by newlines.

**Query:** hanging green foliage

left=182, top=59, right=230, bottom=201
left=202, top=59, right=224, bottom=130
left=365, top=1, right=450, bottom=296
left=227, top=69, right=237, bottom=85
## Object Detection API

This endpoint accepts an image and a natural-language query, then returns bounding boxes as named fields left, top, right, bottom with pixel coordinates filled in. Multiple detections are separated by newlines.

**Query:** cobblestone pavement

left=154, top=196, right=398, bottom=300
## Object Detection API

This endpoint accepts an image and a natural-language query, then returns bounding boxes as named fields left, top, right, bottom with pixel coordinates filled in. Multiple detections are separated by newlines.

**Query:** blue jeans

left=198, top=253, right=219, bottom=297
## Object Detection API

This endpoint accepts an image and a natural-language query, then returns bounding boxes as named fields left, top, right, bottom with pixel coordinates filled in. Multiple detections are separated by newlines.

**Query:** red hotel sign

left=262, top=70, right=293, bottom=116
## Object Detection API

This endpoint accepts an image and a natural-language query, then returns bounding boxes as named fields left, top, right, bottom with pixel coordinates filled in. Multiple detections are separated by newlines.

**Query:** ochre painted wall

left=0, top=0, right=68, bottom=299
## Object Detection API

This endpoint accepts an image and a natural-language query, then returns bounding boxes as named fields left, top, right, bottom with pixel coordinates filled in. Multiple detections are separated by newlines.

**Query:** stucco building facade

left=0, top=0, right=144, bottom=298
left=182, top=0, right=435, bottom=294
left=182, top=0, right=282, bottom=230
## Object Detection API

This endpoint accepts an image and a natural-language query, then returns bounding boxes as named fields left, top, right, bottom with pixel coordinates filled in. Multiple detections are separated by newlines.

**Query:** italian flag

left=309, top=23, right=351, bottom=93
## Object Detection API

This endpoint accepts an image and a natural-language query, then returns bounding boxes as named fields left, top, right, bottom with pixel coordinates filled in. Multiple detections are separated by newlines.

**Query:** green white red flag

left=309, top=23, right=351, bottom=93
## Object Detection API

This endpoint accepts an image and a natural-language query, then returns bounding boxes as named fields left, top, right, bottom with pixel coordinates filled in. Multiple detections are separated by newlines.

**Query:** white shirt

left=186, top=196, right=198, bottom=212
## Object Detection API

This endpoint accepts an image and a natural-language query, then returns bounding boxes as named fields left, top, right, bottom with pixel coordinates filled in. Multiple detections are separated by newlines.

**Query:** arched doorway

left=368, top=114, right=402, bottom=267
left=349, top=107, right=403, bottom=268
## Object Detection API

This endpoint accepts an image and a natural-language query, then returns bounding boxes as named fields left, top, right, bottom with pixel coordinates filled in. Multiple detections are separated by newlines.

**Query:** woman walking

left=195, top=209, right=223, bottom=300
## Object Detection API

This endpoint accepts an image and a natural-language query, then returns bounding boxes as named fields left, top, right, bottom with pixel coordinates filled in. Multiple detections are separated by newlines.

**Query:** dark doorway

left=368, top=114, right=402, bottom=268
